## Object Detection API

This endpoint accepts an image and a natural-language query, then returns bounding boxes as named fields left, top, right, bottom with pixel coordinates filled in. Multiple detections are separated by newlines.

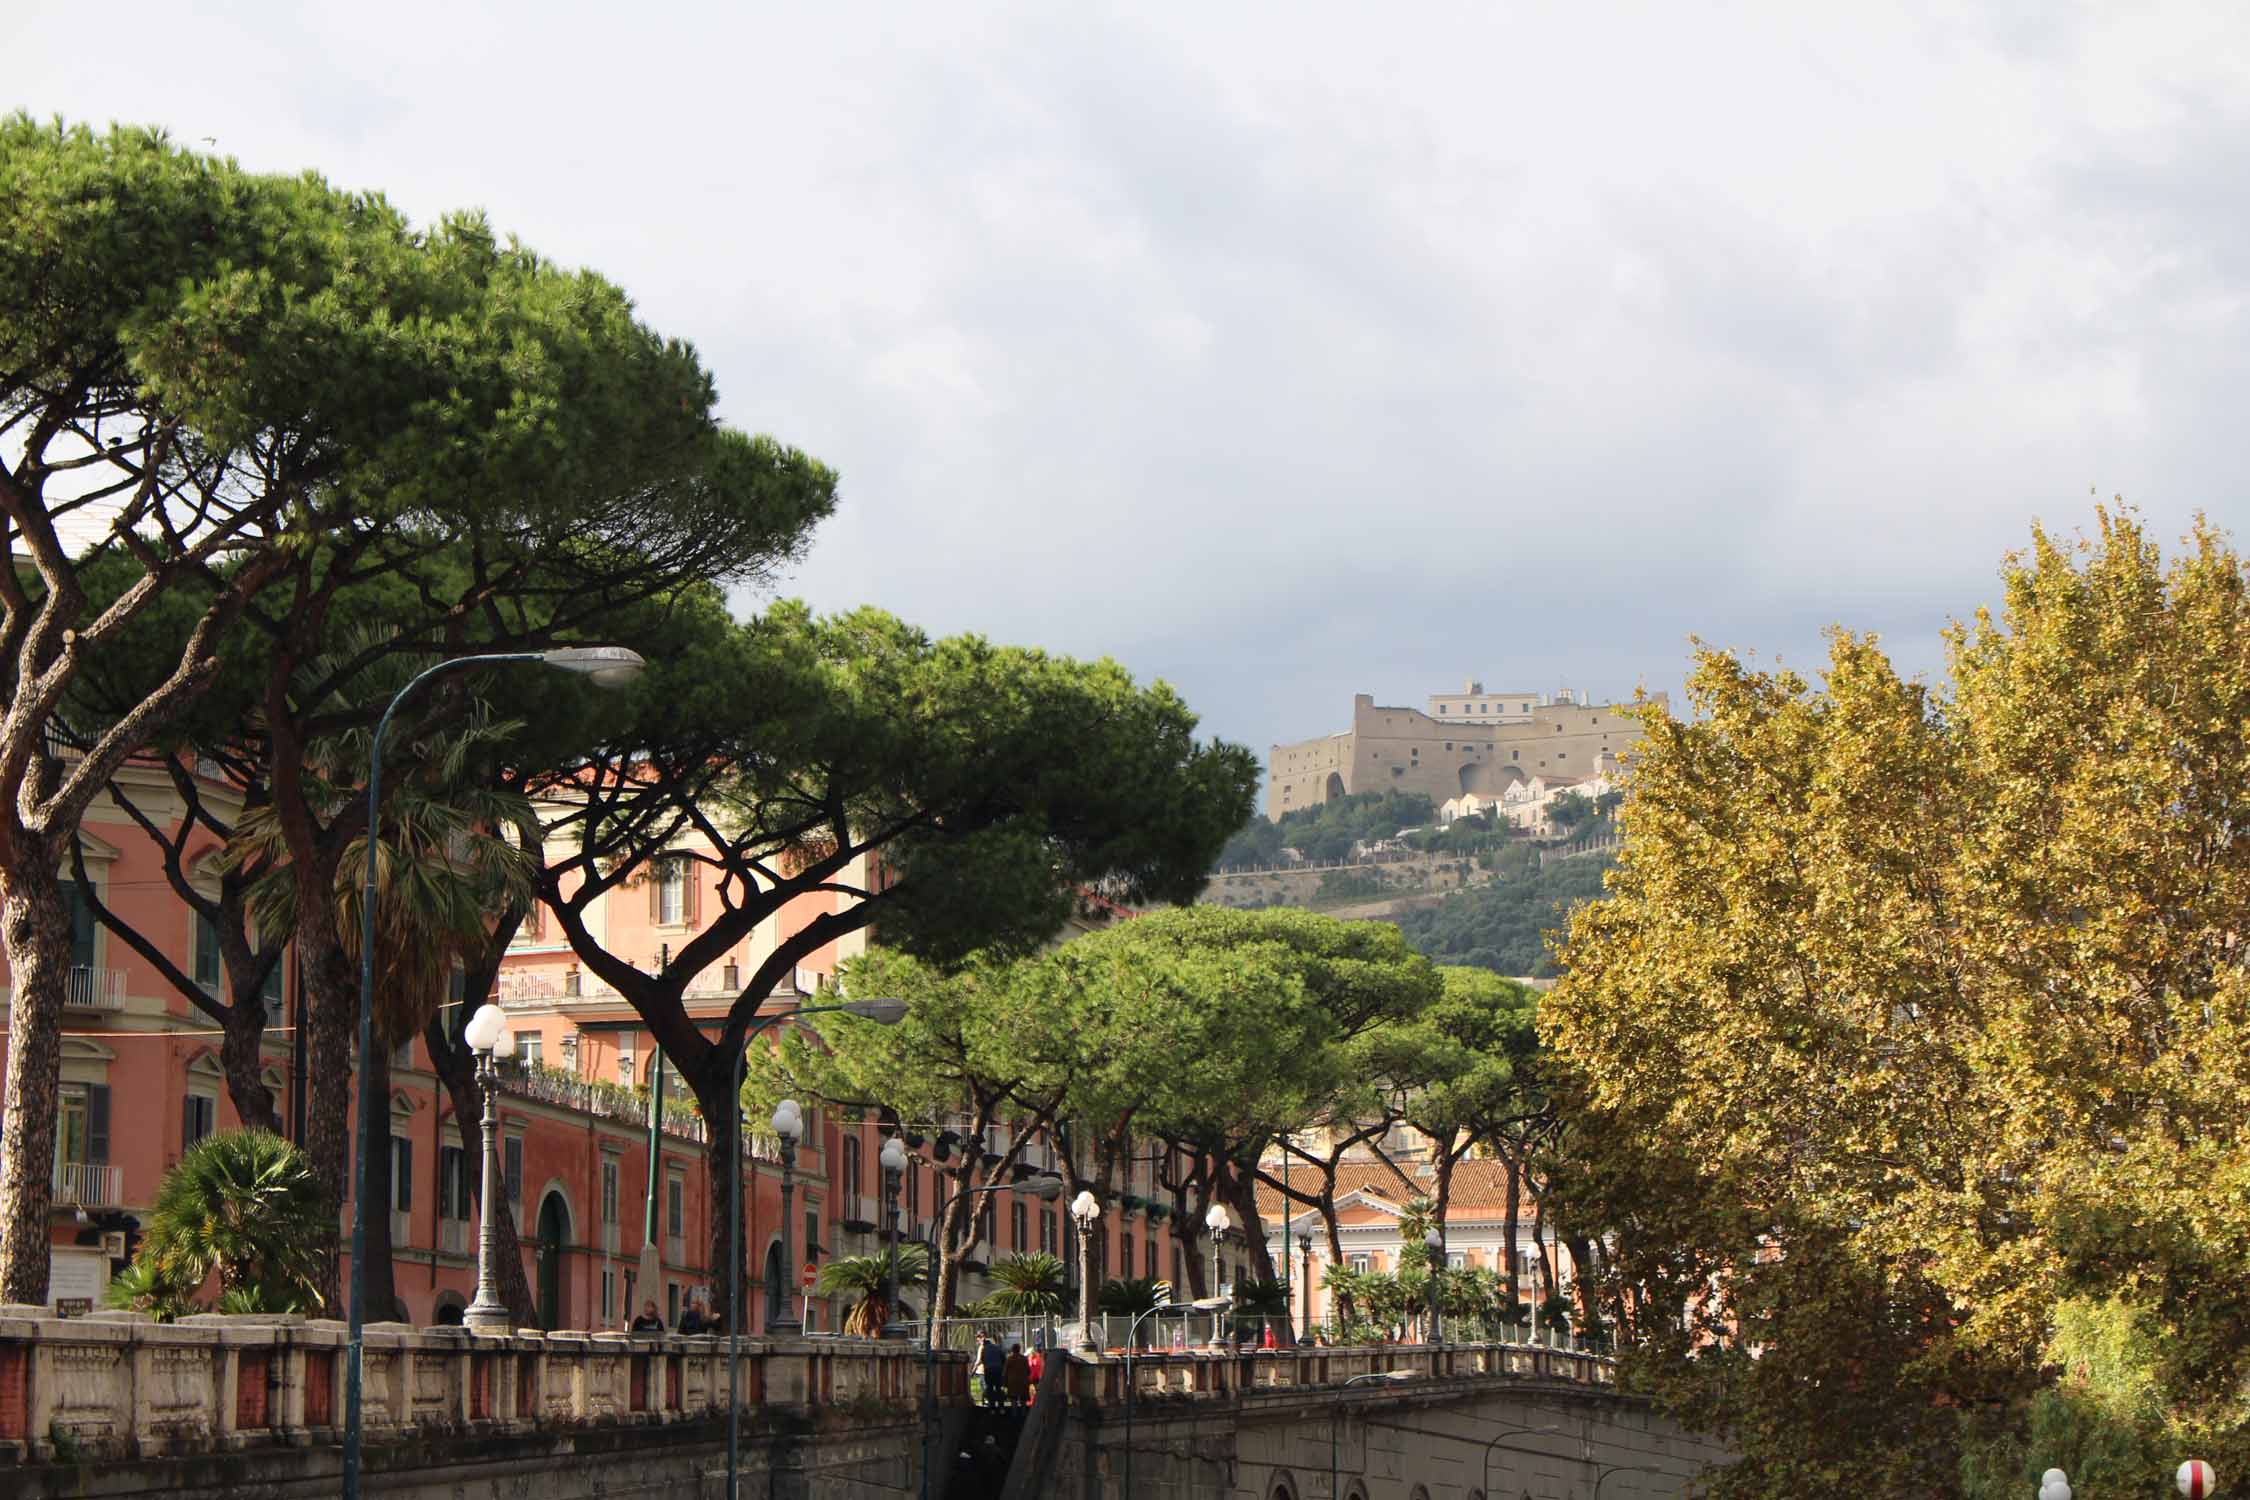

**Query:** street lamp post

left=460, top=1004, right=511, bottom=1333
left=1478, top=1423, right=1567, bottom=1498
left=880, top=1136, right=909, bottom=1339
left=344, top=645, right=644, bottom=1500
left=1070, top=1190, right=1103, bottom=1356
left=1423, top=1227, right=1444, bottom=1345
left=1298, top=1231, right=1315, bottom=1339
left=921, top=1174, right=1066, bottom=1500
left=1205, top=1202, right=1232, bottom=1349
left=1331, top=1369, right=1414, bottom=1500
left=1125, top=1297, right=1228, bottom=1500
left=725, top=997, right=907, bottom=1500
left=768, top=1100, right=803, bottom=1335
left=1593, top=1463, right=1674, bottom=1498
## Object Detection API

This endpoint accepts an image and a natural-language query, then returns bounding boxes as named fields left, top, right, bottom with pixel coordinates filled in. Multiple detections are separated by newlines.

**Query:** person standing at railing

left=1003, top=1343, right=1030, bottom=1407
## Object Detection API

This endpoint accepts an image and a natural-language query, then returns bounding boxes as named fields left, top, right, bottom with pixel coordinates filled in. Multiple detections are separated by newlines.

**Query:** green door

left=537, top=1192, right=569, bottom=1329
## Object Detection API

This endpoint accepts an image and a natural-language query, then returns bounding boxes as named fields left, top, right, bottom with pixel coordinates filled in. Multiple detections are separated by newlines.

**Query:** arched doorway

left=536, top=1191, right=571, bottom=1329
left=1323, top=771, right=1346, bottom=803
left=763, top=1241, right=785, bottom=1327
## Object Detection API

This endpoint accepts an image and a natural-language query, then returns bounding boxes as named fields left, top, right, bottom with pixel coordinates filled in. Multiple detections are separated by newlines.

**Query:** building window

left=1011, top=1199, right=1027, bottom=1251
left=193, top=912, right=221, bottom=989
left=666, top=1174, right=684, bottom=1239
left=515, top=1032, right=541, bottom=1067
left=1146, top=1240, right=1157, bottom=1279
left=504, top=1135, right=523, bottom=1212
left=64, top=883, right=95, bottom=971
left=1120, top=1231, right=1133, bottom=1281
left=602, top=1159, right=620, bottom=1225
left=1438, top=704, right=1447, bottom=713
left=182, top=1092, right=216, bottom=1148
left=842, top=1135, right=862, bottom=1207
left=667, top=1280, right=680, bottom=1326
left=601, top=1268, right=616, bottom=1322
left=1349, top=1253, right=1371, bottom=1274
left=392, top=1138, right=413, bottom=1213
left=440, top=1145, right=472, bottom=1221
left=656, top=860, right=686, bottom=925
left=805, top=1208, right=820, bottom=1268
left=57, top=1083, right=107, bottom=1168
left=1041, top=1208, right=1057, bottom=1255
left=906, top=1163, right=920, bottom=1222
left=261, top=949, right=285, bottom=1027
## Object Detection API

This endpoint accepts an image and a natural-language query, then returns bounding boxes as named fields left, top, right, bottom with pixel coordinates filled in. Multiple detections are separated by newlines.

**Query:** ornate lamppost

left=1205, top=1202, right=1232, bottom=1349
left=880, top=1135, right=909, bottom=1339
left=769, top=1099, right=803, bottom=1335
left=1423, top=1226, right=1444, bottom=1344
left=460, top=1003, right=511, bottom=1333
left=1070, top=1189, right=1103, bottom=1355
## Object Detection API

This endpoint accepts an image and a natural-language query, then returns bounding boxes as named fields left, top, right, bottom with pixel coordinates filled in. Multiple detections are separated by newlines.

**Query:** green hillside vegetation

left=1388, top=854, right=1616, bottom=977
left=1214, top=790, right=1436, bottom=868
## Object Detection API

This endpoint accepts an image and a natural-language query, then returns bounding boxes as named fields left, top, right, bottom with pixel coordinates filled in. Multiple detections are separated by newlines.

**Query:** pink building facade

left=0, top=767, right=1189, bottom=1329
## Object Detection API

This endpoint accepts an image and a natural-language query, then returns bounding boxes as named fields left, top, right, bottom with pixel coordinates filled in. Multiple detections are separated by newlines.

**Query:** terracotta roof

left=1256, top=1156, right=1523, bottom=1224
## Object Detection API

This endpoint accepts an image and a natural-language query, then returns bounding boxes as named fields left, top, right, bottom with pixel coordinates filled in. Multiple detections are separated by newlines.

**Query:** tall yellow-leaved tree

left=1547, top=513, right=2250, bottom=1496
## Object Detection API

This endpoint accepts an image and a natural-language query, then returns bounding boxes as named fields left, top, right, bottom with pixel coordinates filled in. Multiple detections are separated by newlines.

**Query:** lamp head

left=540, top=645, right=647, bottom=688
left=879, top=1137, right=909, bottom=1173
left=839, top=996, right=909, bottom=1024
left=464, top=1003, right=506, bottom=1055
left=1069, top=1188, right=1101, bottom=1222
left=770, top=1099, right=803, bottom=1140
left=1425, top=1228, right=1443, bottom=1249
left=1205, top=1203, right=1231, bottom=1233
left=1024, top=1173, right=1066, bottom=1201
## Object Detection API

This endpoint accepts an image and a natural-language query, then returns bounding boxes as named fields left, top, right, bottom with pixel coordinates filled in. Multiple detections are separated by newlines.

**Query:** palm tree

left=981, top=1253, right=1067, bottom=1318
left=1098, top=1275, right=1168, bottom=1316
left=221, top=659, right=536, bottom=1316
left=813, top=1247, right=930, bottom=1337
left=140, top=1130, right=330, bottom=1311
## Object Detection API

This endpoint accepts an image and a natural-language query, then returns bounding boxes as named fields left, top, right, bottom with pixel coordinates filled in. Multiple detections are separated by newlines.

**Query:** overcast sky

left=19, top=3, right=2250, bottom=755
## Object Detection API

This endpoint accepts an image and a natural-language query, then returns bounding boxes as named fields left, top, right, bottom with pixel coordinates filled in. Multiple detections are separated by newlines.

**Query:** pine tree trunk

left=688, top=1062, right=744, bottom=1332
left=359, top=1042, right=401, bottom=1321
left=1532, top=1186, right=1557, bottom=1303
left=1222, top=1169, right=1291, bottom=1345
left=220, top=996, right=281, bottom=1137
left=0, top=859, right=72, bottom=1303
left=1502, top=1154, right=1522, bottom=1313
left=293, top=871, right=358, bottom=1313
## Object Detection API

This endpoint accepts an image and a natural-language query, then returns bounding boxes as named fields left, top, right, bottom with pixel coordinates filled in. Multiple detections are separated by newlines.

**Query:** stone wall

left=0, top=1305, right=956, bottom=1498
left=1033, top=1341, right=1729, bottom=1499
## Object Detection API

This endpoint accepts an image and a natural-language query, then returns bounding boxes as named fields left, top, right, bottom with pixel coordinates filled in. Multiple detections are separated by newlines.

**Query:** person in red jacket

left=1025, top=1345, right=1045, bottom=1405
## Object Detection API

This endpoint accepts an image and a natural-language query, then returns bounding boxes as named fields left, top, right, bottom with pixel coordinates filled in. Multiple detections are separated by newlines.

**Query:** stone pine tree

left=526, top=603, right=1259, bottom=1326
left=0, top=119, right=837, bottom=1302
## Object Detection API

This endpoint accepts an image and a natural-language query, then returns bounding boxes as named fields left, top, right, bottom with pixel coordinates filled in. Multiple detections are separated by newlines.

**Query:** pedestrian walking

left=978, top=1334, right=1007, bottom=1408
left=1025, top=1345, right=1045, bottom=1405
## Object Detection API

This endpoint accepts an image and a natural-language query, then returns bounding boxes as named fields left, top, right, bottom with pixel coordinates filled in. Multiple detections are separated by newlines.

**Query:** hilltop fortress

left=1265, top=681, right=1663, bottom=821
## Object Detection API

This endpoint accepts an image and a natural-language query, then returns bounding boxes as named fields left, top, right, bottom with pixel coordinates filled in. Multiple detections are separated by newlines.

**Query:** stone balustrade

left=0, top=1306, right=954, bottom=1465
left=1071, top=1339, right=1617, bottom=1406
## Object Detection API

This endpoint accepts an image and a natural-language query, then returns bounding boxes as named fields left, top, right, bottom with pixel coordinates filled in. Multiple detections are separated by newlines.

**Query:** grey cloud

left=14, top=0, right=2250, bottom=759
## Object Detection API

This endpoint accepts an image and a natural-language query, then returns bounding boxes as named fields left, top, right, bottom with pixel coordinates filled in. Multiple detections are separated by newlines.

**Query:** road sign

left=800, top=1264, right=818, bottom=1290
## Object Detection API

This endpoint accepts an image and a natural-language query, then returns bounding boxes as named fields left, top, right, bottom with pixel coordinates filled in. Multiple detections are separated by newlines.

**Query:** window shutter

left=182, top=1094, right=195, bottom=1151
left=395, top=1139, right=413, bottom=1212
left=683, top=864, right=700, bottom=926
left=87, top=1085, right=110, bottom=1163
left=648, top=864, right=662, bottom=922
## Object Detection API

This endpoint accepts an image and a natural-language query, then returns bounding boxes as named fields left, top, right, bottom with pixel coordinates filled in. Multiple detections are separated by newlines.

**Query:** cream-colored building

left=1265, top=685, right=1659, bottom=822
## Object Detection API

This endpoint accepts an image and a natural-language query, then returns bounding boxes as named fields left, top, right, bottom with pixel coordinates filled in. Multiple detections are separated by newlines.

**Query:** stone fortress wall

left=1266, top=684, right=1664, bottom=822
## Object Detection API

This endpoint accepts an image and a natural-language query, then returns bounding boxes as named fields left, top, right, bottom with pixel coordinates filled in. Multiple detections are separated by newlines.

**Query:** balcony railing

left=1, top=967, right=127, bottom=1013
left=53, top=1160, right=122, bottom=1208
